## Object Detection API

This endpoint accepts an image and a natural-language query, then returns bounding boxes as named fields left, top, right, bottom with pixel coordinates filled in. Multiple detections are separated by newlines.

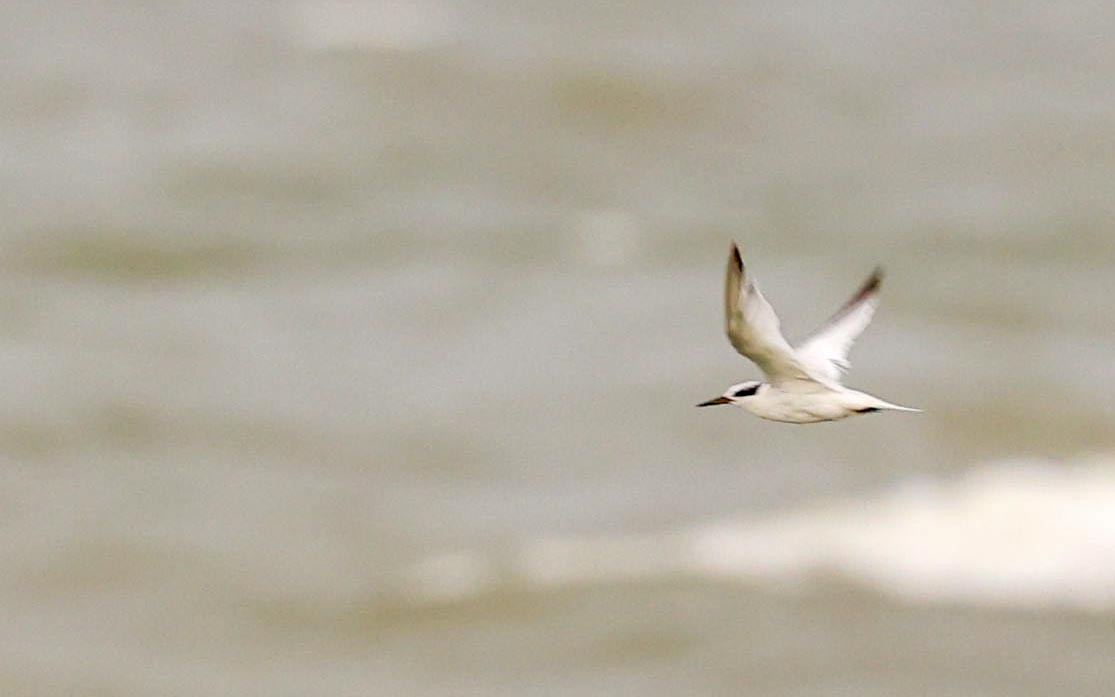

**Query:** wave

left=403, top=455, right=1115, bottom=611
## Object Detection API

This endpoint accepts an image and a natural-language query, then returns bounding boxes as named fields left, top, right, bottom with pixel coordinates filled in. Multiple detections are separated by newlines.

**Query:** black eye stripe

left=733, top=384, right=759, bottom=397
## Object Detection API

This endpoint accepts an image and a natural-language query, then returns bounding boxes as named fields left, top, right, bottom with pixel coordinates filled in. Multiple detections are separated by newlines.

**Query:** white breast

left=738, top=387, right=859, bottom=424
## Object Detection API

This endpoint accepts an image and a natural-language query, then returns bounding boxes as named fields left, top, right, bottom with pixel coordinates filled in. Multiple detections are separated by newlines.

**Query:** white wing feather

left=794, top=268, right=883, bottom=386
left=723, top=244, right=815, bottom=386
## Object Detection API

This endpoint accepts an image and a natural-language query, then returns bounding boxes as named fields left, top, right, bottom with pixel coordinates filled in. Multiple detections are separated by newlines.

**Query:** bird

left=697, top=243, right=920, bottom=424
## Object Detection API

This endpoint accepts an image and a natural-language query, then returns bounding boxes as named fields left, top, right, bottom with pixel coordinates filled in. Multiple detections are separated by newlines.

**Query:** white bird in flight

left=698, top=243, right=920, bottom=423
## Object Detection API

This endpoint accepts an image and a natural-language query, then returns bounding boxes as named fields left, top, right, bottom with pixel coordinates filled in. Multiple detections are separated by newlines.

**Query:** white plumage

left=698, top=243, right=920, bottom=424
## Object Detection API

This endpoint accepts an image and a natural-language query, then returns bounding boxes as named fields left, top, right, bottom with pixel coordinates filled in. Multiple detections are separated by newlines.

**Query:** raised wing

left=723, top=243, right=815, bottom=386
left=794, top=267, right=883, bottom=385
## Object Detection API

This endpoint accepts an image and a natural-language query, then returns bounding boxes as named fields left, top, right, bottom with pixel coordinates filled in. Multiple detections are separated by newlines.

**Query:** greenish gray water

left=2, top=2, right=1115, bottom=695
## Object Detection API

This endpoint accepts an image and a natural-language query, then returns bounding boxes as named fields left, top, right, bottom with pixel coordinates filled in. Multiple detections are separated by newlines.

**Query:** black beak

left=697, top=396, right=732, bottom=407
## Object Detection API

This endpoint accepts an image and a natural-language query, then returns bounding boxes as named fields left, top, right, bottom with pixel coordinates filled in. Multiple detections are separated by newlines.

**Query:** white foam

left=406, top=456, right=1115, bottom=610
left=692, top=457, right=1115, bottom=609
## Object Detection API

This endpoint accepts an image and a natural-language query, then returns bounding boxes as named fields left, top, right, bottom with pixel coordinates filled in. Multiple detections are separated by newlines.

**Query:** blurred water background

left=2, top=2, right=1115, bottom=695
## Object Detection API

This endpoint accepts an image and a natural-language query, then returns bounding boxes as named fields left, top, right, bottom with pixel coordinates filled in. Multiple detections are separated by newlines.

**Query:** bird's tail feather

left=877, top=401, right=922, bottom=413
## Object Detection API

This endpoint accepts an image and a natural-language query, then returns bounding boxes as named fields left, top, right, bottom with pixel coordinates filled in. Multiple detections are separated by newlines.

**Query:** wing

left=794, top=267, right=883, bottom=385
left=723, top=243, right=816, bottom=386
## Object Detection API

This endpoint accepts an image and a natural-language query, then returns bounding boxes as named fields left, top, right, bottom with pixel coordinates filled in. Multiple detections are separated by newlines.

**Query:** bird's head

left=697, top=380, right=762, bottom=407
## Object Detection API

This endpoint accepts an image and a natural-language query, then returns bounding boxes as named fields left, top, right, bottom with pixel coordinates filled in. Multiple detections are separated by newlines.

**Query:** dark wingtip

left=729, top=242, right=743, bottom=271
left=830, top=266, right=885, bottom=317
left=868, top=266, right=884, bottom=288
left=859, top=266, right=884, bottom=297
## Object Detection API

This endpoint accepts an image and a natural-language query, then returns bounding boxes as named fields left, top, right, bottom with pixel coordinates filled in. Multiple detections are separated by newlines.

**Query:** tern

left=698, top=243, right=920, bottom=423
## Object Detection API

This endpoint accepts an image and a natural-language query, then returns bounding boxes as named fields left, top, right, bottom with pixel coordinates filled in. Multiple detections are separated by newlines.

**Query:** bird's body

left=698, top=243, right=919, bottom=424
left=728, top=382, right=915, bottom=424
